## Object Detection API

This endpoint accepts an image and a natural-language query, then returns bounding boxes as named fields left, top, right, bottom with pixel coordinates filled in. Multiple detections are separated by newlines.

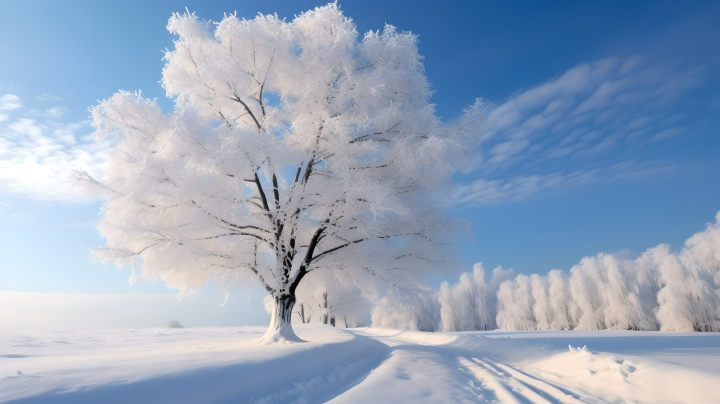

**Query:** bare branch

left=350, top=121, right=402, bottom=143
left=230, top=88, right=262, bottom=131
left=254, top=171, right=270, bottom=212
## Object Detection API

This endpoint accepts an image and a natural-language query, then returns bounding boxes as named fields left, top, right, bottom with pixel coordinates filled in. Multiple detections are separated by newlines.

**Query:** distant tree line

left=372, top=213, right=720, bottom=332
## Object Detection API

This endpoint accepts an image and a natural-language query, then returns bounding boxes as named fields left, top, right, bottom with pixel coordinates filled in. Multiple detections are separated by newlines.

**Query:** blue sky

left=1, top=1, right=719, bottom=326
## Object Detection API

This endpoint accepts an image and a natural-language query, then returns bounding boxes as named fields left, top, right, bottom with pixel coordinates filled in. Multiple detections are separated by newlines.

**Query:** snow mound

left=258, top=322, right=306, bottom=345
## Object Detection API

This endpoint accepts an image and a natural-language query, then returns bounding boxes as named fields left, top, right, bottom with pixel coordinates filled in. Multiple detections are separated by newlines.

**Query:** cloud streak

left=453, top=160, right=674, bottom=206
left=480, top=57, right=702, bottom=169
left=454, top=56, right=708, bottom=206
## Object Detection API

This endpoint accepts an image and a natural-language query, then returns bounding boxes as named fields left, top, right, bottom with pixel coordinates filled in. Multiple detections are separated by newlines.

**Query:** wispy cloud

left=0, top=94, right=22, bottom=111
left=37, top=93, right=62, bottom=102
left=454, top=160, right=675, bottom=206
left=477, top=57, right=702, bottom=172
left=24, top=106, right=70, bottom=119
left=454, top=56, right=708, bottom=206
left=0, top=94, right=111, bottom=202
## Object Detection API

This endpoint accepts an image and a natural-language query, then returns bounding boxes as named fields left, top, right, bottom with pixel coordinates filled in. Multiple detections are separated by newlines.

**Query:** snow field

left=2, top=326, right=720, bottom=403
left=0, top=326, right=384, bottom=403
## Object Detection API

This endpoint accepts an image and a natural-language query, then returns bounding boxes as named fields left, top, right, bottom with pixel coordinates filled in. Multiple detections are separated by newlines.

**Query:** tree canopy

left=71, top=3, right=485, bottom=342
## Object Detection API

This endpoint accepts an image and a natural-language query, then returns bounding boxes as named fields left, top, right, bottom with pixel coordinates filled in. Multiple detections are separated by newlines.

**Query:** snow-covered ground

left=2, top=325, right=719, bottom=403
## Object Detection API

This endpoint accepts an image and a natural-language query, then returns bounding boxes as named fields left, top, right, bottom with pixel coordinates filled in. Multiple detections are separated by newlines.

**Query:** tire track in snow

left=464, top=357, right=599, bottom=404
left=480, top=358, right=588, bottom=404
left=458, top=357, right=525, bottom=403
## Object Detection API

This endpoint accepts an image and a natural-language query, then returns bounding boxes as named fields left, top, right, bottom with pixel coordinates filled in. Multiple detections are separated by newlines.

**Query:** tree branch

left=350, top=121, right=402, bottom=143
left=230, top=90, right=262, bottom=131
left=190, top=200, right=270, bottom=234
left=311, top=232, right=426, bottom=263
left=197, top=232, right=269, bottom=243
left=301, top=158, right=314, bottom=185
left=289, top=227, right=325, bottom=295
left=272, top=173, right=280, bottom=211
left=254, top=171, right=270, bottom=212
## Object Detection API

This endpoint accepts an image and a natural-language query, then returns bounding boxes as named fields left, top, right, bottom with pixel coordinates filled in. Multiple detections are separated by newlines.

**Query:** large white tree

left=71, top=4, right=484, bottom=342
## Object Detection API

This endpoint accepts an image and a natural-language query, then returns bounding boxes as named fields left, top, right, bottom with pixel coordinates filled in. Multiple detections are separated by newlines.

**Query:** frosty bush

left=166, top=320, right=184, bottom=329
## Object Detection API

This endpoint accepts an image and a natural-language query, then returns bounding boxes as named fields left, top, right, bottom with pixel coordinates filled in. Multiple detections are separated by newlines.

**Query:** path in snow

left=330, top=329, right=597, bottom=403
left=331, top=329, right=720, bottom=403
left=2, top=326, right=720, bottom=403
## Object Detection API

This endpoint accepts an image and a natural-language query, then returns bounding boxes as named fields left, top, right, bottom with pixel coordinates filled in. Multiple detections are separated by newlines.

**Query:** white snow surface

left=1, top=325, right=719, bottom=403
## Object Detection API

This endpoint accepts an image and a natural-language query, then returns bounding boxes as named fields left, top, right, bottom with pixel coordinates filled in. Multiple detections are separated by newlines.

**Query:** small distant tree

left=166, top=320, right=184, bottom=328
left=71, top=4, right=483, bottom=342
left=293, top=270, right=373, bottom=328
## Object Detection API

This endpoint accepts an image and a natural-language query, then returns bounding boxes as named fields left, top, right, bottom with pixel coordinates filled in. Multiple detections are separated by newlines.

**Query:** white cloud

left=0, top=108, right=110, bottom=202
left=37, top=93, right=62, bottom=101
left=491, top=139, right=529, bottom=156
left=477, top=57, right=702, bottom=172
left=46, top=106, right=68, bottom=118
left=454, top=56, right=707, bottom=207
left=24, top=106, right=70, bottom=119
left=0, top=94, right=22, bottom=111
left=453, top=170, right=599, bottom=206
left=8, top=118, right=45, bottom=137
left=453, top=160, right=673, bottom=207
left=651, top=127, right=686, bottom=141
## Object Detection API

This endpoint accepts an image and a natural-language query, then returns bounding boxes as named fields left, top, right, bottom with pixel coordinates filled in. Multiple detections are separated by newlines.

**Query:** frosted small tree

left=439, top=262, right=498, bottom=331
left=654, top=244, right=720, bottom=331
left=71, top=4, right=482, bottom=342
left=292, top=269, right=373, bottom=328
left=371, top=287, right=440, bottom=331
left=496, top=274, right=536, bottom=330
left=546, top=269, right=573, bottom=330
left=568, top=257, right=606, bottom=330
left=531, top=274, right=553, bottom=330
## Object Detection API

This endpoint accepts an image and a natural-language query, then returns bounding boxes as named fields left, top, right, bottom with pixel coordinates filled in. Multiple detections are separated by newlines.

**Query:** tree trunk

left=260, top=294, right=303, bottom=343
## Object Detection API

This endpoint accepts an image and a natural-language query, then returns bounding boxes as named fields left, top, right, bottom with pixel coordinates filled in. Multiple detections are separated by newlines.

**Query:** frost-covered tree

left=292, top=269, right=373, bottom=328
left=598, top=254, right=657, bottom=330
left=71, top=4, right=482, bottom=342
left=427, top=213, right=720, bottom=332
left=531, top=274, right=553, bottom=330
left=439, top=263, right=502, bottom=331
left=496, top=274, right=536, bottom=330
left=371, top=287, right=440, bottom=331
left=568, top=257, right=606, bottom=330
left=654, top=244, right=720, bottom=332
left=546, top=269, right=573, bottom=330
